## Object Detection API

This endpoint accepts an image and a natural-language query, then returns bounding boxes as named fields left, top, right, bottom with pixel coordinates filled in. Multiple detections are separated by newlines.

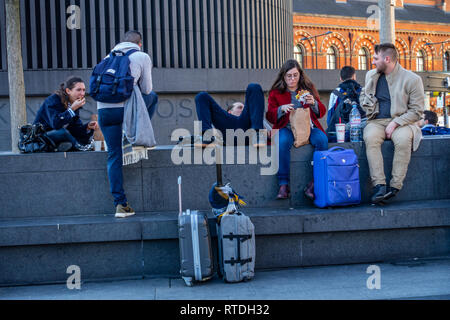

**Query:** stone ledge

left=1, top=139, right=449, bottom=174
left=1, top=200, right=449, bottom=247
left=0, top=138, right=449, bottom=219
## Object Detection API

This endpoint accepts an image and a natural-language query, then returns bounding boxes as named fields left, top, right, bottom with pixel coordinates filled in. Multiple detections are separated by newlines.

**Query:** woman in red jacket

left=266, top=59, right=328, bottom=200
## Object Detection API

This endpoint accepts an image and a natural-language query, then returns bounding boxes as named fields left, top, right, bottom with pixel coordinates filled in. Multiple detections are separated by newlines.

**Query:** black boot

left=383, top=187, right=399, bottom=201
left=56, top=142, right=73, bottom=152
left=371, top=184, right=387, bottom=204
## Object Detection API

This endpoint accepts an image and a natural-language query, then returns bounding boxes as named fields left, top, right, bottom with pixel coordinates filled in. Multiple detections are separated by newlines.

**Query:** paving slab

left=1, top=257, right=449, bottom=301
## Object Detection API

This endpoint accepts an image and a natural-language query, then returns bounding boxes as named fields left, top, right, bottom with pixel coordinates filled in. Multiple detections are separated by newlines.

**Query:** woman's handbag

left=18, top=123, right=56, bottom=153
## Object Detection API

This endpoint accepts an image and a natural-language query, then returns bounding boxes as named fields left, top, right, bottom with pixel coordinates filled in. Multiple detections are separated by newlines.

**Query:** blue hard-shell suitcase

left=313, top=146, right=361, bottom=208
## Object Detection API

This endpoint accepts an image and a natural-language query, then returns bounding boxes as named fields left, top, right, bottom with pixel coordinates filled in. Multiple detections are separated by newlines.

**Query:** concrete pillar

left=379, top=0, right=396, bottom=44
left=5, top=0, right=26, bottom=153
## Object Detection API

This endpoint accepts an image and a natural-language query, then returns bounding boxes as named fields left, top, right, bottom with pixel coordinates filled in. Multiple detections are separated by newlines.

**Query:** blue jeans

left=195, top=83, right=265, bottom=135
left=46, top=128, right=79, bottom=147
left=277, top=127, right=328, bottom=186
left=98, top=91, right=158, bottom=207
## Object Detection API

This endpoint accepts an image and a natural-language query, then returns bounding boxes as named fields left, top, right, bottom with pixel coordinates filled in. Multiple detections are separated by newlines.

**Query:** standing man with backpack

left=94, top=30, right=158, bottom=218
left=327, top=66, right=366, bottom=141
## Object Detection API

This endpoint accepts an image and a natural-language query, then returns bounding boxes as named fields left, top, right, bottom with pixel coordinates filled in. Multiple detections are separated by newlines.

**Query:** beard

left=376, top=62, right=387, bottom=73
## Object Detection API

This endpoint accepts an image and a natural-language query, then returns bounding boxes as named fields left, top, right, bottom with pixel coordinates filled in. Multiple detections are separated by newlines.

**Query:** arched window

left=416, top=50, right=425, bottom=72
left=444, top=51, right=450, bottom=72
left=326, top=46, right=337, bottom=70
left=294, top=45, right=304, bottom=68
left=358, top=47, right=369, bottom=70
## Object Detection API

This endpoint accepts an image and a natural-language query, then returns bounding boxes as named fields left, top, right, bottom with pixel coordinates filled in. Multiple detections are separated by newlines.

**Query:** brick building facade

left=293, top=0, right=450, bottom=72
left=293, top=0, right=450, bottom=124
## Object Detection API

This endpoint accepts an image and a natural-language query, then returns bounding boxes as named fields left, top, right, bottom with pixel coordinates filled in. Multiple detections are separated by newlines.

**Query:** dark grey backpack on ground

left=217, top=207, right=255, bottom=283
left=212, top=145, right=256, bottom=283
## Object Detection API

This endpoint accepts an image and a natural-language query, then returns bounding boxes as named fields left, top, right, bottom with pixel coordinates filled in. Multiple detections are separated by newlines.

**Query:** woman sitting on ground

left=266, top=59, right=328, bottom=200
left=34, top=76, right=98, bottom=152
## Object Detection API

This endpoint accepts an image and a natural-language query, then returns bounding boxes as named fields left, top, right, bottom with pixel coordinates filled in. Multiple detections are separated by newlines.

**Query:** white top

left=97, top=42, right=153, bottom=110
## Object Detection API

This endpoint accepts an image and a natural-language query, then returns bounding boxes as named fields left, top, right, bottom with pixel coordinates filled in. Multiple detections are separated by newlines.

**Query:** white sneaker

left=115, top=203, right=136, bottom=218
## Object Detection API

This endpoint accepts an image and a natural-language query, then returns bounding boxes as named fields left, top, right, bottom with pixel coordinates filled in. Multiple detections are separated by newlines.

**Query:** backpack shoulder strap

left=342, top=83, right=362, bottom=101
left=109, top=49, right=138, bottom=57
left=112, top=49, right=139, bottom=79
left=110, top=50, right=123, bottom=57
left=332, top=89, right=345, bottom=100
left=125, top=49, right=139, bottom=57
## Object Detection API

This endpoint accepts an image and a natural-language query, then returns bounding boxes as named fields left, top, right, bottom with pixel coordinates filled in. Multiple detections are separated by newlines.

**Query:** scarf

left=122, top=86, right=156, bottom=166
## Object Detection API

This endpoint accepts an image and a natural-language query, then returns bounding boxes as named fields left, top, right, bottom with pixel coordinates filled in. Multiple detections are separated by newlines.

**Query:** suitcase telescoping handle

left=215, top=144, right=223, bottom=187
left=216, top=163, right=223, bottom=187
left=178, top=176, right=182, bottom=217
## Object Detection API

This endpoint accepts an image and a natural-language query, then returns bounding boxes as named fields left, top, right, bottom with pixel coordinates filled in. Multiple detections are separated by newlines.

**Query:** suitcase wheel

left=182, top=277, right=194, bottom=287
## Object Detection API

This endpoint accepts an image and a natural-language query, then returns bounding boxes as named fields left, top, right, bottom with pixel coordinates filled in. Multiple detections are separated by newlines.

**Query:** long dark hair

left=270, top=59, right=319, bottom=99
left=55, top=76, right=84, bottom=109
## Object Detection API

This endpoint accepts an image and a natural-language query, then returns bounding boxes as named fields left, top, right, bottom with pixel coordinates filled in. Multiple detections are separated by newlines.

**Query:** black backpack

left=18, top=123, right=57, bottom=153
left=326, top=85, right=366, bottom=135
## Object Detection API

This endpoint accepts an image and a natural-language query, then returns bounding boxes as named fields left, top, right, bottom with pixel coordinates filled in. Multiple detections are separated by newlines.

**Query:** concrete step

left=1, top=138, right=449, bottom=219
left=1, top=199, right=449, bottom=286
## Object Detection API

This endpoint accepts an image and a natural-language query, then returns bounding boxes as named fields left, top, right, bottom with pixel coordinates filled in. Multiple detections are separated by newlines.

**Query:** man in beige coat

left=360, top=43, right=424, bottom=204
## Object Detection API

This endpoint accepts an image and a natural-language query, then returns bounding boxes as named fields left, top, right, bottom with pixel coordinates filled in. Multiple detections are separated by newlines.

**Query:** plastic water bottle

left=350, top=104, right=361, bottom=142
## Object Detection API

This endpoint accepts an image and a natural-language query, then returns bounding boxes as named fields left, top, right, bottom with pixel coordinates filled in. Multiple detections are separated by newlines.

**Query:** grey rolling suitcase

left=217, top=208, right=256, bottom=283
left=177, top=177, right=214, bottom=287
left=213, top=148, right=256, bottom=283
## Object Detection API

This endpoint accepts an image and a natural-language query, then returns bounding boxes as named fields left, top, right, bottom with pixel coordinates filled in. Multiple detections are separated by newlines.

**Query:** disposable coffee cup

left=336, top=124, right=346, bottom=143
left=94, top=141, right=102, bottom=151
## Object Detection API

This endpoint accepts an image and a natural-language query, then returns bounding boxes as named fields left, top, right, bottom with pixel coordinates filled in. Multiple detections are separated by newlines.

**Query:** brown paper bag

left=289, top=107, right=311, bottom=148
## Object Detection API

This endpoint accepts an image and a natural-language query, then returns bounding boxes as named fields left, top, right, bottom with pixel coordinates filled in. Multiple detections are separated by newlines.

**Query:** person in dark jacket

left=327, top=66, right=365, bottom=125
left=34, top=76, right=98, bottom=151
left=327, top=66, right=367, bottom=142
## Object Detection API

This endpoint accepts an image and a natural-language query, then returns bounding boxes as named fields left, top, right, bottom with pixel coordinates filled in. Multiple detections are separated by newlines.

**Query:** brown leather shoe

left=304, top=180, right=315, bottom=200
left=276, top=185, right=290, bottom=200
